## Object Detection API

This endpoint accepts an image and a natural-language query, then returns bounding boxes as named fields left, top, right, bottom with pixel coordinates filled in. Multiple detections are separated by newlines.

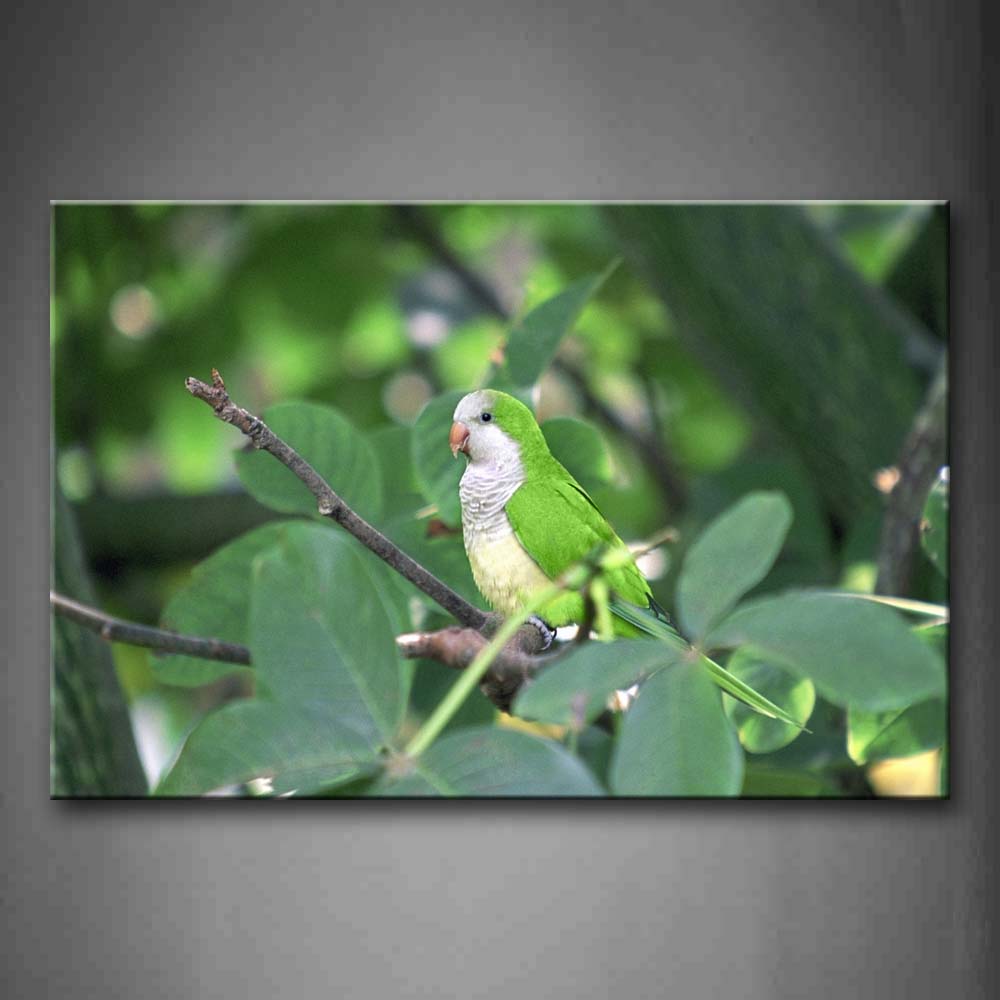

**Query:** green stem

left=404, top=582, right=562, bottom=759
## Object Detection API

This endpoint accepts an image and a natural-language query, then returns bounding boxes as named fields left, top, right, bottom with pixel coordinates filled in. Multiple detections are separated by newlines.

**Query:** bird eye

left=481, top=412, right=492, bottom=422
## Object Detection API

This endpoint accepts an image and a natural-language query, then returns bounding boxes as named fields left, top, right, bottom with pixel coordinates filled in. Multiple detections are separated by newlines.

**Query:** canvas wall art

left=51, top=202, right=948, bottom=797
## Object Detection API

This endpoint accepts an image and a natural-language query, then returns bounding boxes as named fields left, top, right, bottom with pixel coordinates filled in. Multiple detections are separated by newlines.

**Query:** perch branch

left=185, top=369, right=489, bottom=631
left=394, top=204, right=687, bottom=511
left=398, top=625, right=558, bottom=713
left=50, top=591, right=251, bottom=664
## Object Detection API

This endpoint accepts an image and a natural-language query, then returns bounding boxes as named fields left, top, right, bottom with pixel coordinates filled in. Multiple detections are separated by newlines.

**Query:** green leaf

left=609, top=663, right=744, bottom=796
left=503, top=262, right=618, bottom=387
left=847, top=699, right=946, bottom=765
left=512, top=639, right=684, bottom=727
left=236, top=401, right=383, bottom=520
left=155, top=701, right=377, bottom=796
left=708, top=592, right=946, bottom=711
left=157, top=522, right=289, bottom=686
left=249, top=523, right=405, bottom=741
left=376, top=727, right=605, bottom=796
left=723, top=650, right=815, bottom=754
left=677, top=491, right=793, bottom=640
left=541, top=416, right=613, bottom=493
left=411, top=390, right=465, bottom=526
left=920, top=466, right=948, bottom=577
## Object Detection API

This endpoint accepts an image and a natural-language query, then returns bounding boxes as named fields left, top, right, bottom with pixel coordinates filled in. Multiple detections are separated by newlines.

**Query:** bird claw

left=527, top=615, right=556, bottom=651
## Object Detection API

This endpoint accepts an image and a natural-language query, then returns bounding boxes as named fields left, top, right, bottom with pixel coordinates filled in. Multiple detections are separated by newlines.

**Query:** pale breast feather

left=465, top=519, right=551, bottom=616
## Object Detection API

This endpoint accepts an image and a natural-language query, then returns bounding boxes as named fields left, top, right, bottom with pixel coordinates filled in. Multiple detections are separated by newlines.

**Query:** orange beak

left=449, top=421, right=470, bottom=458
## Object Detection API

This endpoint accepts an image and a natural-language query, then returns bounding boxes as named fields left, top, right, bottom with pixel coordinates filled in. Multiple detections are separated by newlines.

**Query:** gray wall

left=4, top=2, right=996, bottom=997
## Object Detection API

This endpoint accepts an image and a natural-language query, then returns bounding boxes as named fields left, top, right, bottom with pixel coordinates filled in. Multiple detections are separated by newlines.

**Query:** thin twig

left=185, top=369, right=489, bottom=631
left=393, top=204, right=687, bottom=511
left=50, top=591, right=251, bottom=664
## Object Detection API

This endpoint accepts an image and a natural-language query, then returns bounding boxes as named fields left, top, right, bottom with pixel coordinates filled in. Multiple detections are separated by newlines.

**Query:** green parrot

left=450, top=388, right=677, bottom=645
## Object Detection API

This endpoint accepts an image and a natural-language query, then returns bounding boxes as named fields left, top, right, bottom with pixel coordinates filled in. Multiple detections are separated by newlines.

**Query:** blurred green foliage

left=51, top=202, right=948, bottom=797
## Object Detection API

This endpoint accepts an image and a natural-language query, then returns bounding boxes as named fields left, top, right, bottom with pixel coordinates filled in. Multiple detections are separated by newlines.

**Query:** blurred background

left=50, top=202, right=947, bottom=795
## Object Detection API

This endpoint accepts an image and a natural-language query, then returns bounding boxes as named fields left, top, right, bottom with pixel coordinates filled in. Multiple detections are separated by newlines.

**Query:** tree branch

left=875, top=358, right=948, bottom=596
left=185, top=368, right=489, bottom=631
left=393, top=204, right=687, bottom=512
left=50, top=590, right=556, bottom=713
left=397, top=624, right=557, bottom=713
left=50, top=591, right=251, bottom=664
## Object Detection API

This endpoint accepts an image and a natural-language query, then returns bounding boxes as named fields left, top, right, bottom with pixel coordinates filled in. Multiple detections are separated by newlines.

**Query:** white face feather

left=453, top=390, right=522, bottom=468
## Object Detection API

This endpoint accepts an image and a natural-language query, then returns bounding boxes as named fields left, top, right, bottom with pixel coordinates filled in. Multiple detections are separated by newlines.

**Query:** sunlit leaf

left=502, top=262, right=618, bottom=387
left=847, top=699, right=946, bottom=765
left=723, top=650, right=815, bottom=754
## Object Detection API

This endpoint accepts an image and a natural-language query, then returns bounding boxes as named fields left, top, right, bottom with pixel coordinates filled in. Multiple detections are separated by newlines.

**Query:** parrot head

left=450, top=389, right=545, bottom=466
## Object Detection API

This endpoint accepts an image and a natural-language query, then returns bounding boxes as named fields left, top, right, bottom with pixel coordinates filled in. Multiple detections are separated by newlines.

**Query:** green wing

left=505, top=478, right=652, bottom=608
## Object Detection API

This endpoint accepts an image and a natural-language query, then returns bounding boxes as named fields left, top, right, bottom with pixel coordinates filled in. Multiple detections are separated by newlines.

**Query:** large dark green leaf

left=157, top=522, right=290, bottom=686
left=920, top=467, right=949, bottom=577
left=512, top=639, right=682, bottom=727
left=411, top=390, right=465, bottom=526
left=541, top=416, right=613, bottom=493
left=609, top=663, right=744, bottom=796
left=708, top=592, right=946, bottom=711
left=676, top=491, right=793, bottom=640
left=847, top=699, right=946, bottom=765
left=236, top=401, right=383, bottom=519
left=723, top=649, right=815, bottom=754
left=503, top=262, right=618, bottom=387
left=249, top=523, right=405, bottom=740
left=156, top=522, right=408, bottom=796
left=376, top=727, right=604, bottom=796
left=155, top=701, right=377, bottom=796
left=605, top=205, right=927, bottom=521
